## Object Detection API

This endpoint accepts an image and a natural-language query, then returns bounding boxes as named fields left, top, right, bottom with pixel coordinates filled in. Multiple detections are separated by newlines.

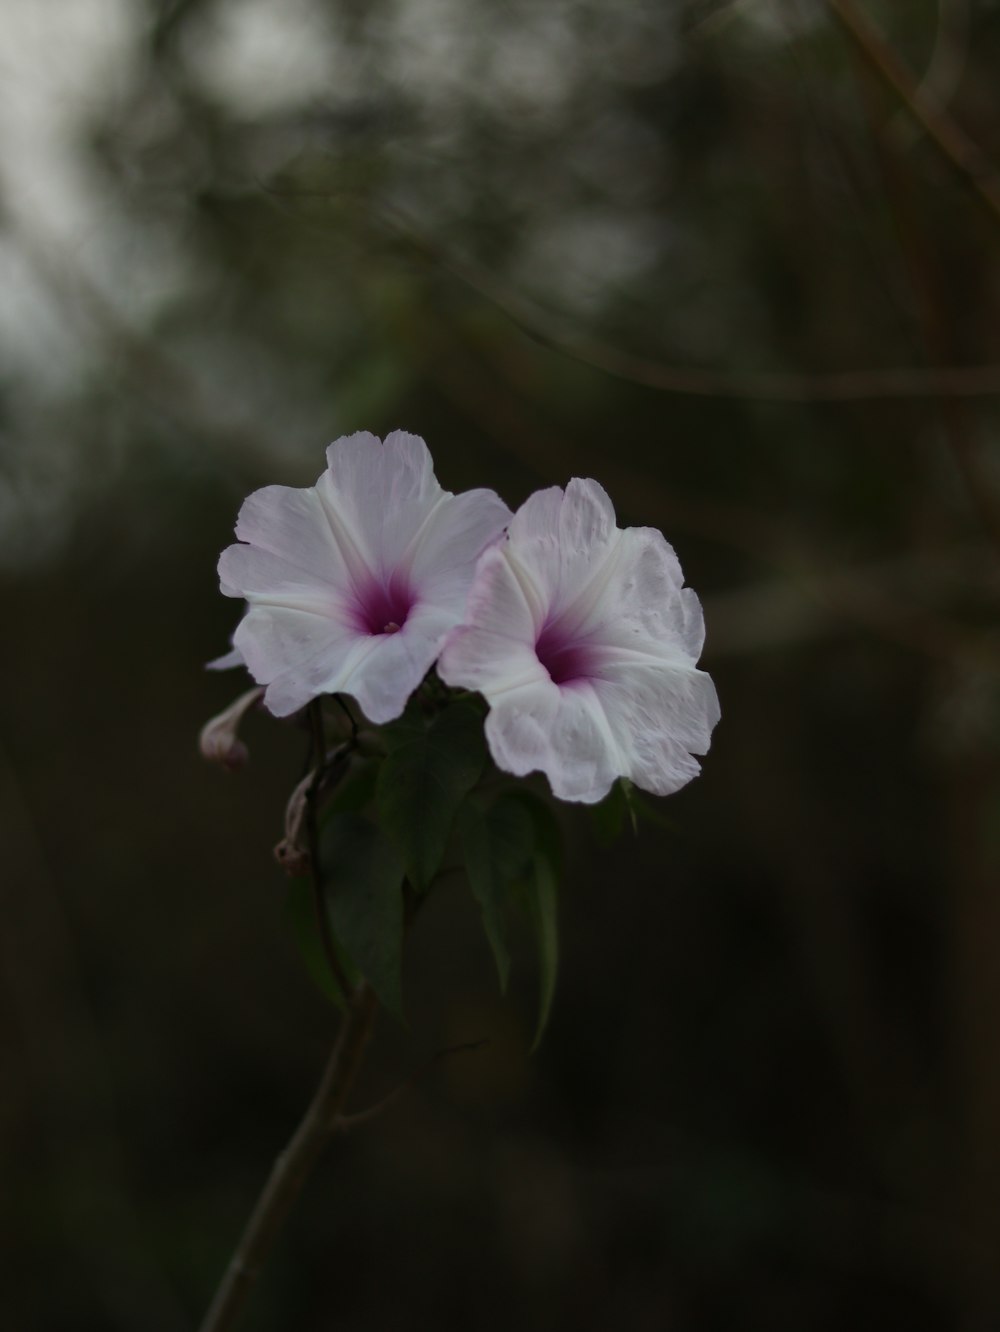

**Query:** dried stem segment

left=197, top=983, right=379, bottom=1332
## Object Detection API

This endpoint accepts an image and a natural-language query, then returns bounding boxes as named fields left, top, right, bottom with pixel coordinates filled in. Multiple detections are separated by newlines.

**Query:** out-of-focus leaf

left=284, top=876, right=359, bottom=1011
left=509, top=788, right=564, bottom=878
left=524, top=849, right=559, bottom=1051
left=588, top=779, right=630, bottom=846
left=378, top=697, right=428, bottom=752
left=632, top=791, right=679, bottom=836
left=319, top=753, right=379, bottom=823
left=376, top=701, right=487, bottom=889
left=459, top=793, right=536, bottom=991
left=320, top=811, right=406, bottom=1019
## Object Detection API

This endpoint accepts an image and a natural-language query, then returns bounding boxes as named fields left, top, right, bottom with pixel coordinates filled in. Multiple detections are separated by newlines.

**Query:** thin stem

left=332, top=693, right=359, bottom=744
left=197, top=983, right=379, bottom=1332
left=372, top=202, right=1000, bottom=403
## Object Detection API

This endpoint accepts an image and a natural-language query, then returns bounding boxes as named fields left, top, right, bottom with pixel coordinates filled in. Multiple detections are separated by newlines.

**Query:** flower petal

left=406, top=486, right=512, bottom=612
left=206, top=643, right=244, bottom=672
left=340, top=605, right=451, bottom=723
left=592, top=663, right=720, bottom=794
left=318, top=430, right=443, bottom=579
left=505, top=478, right=619, bottom=625
left=235, top=483, right=356, bottom=587
left=484, top=681, right=621, bottom=804
left=581, top=526, right=706, bottom=660
left=447, top=477, right=719, bottom=803
left=438, top=545, right=543, bottom=694
left=234, top=606, right=362, bottom=717
left=216, top=431, right=512, bottom=721
left=218, top=543, right=353, bottom=619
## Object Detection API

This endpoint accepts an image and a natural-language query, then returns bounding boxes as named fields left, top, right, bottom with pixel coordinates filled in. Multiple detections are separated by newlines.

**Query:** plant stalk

left=197, top=983, right=379, bottom=1332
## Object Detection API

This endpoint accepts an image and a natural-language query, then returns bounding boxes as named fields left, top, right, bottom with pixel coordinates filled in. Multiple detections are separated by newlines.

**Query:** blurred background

left=2, top=0, right=1000, bottom=1328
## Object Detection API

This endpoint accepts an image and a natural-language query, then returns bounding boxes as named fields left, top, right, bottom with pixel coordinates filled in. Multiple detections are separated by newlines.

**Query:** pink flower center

left=534, top=620, right=594, bottom=686
left=352, top=574, right=415, bottom=636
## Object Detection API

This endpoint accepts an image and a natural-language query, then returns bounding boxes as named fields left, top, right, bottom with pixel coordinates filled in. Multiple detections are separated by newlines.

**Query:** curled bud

left=274, top=838, right=310, bottom=876
left=274, top=771, right=313, bottom=876
left=198, top=686, right=265, bottom=771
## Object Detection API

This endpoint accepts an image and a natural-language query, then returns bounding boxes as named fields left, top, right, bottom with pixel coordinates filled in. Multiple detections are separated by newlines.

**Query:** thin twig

left=826, top=0, right=1000, bottom=229
left=259, top=186, right=1000, bottom=404
left=332, top=693, right=359, bottom=744
left=197, top=983, right=379, bottom=1332
left=907, top=0, right=968, bottom=126
left=400, top=308, right=1000, bottom=667
left=393, top=209, right=1000, bottom=403
left=843, top=18, right=1000, bottom=556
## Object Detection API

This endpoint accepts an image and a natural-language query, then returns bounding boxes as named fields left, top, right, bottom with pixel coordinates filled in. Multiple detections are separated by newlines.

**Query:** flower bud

left=198, top=686, right=265, bottom=771
left=274, top=838, right=310, bottom=877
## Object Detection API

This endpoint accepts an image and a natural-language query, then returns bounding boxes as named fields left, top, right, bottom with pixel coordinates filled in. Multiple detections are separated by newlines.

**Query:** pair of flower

left=214, top=431, right=719, bottom=804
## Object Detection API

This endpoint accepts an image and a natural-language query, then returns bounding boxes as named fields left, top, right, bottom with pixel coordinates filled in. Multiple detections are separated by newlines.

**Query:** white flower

left=218, top=431, right=511, bottom=722
left=438, top=478, right=720, bottom=803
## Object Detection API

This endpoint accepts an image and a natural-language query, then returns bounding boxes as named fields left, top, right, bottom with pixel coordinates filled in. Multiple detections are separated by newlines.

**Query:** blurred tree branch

left=839, top=10, right=1000, bottom=555
left=396, top=302, right=1000, bottom=671
left=391, top=208, right=1000, bottom=403
left=259, top=189, right=1000, bottom=404
left=826, top=0, right=1000, bottom=229
left=894, top=0, right=970, bottom=142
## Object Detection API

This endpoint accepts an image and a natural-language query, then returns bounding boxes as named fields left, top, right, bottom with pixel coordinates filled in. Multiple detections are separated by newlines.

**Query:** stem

left=332, top=693, right=359, bottom=744
left=197, top=983, right=379, bottom=1332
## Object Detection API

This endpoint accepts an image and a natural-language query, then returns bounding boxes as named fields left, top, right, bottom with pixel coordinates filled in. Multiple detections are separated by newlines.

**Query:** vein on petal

left=505, top=551, right=547, bottom=629
left=315, top=484, right=377, bottom=589
left=396, top=492, right=449, bottom=571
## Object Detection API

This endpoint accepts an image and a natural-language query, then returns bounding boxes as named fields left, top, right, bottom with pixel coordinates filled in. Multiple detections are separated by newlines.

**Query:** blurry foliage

left=2, top=0, right=1000, bottom=1329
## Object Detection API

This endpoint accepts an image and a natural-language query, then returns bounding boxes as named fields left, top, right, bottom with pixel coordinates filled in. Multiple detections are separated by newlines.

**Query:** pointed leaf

left=379, top=698, right=428, bottom=752
left=459, top=794, right=535, bottom=992
left=620, top=778, right=640, bottom=835
left=319, top=754, right=379, bottom=825
left=588, top=779, right=641, bottom=846
left=525, top=850, right=559, bottom=1050
left=376, top=701, right=487, bottom=889
left=319, top=811, right=406, bottom=1019
left=509, top=789, right=564, bottom=877
left=284, top=876, right=358, bottom=1010
left=588, top=780, right=627, bottom=847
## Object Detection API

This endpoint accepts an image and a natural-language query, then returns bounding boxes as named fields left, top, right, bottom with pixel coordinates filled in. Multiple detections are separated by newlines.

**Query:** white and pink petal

left=444, top=476, right=719, bottom=803
left=484, top=682, right=621, bottom=804
left=217, top=431, right=511, bottom=722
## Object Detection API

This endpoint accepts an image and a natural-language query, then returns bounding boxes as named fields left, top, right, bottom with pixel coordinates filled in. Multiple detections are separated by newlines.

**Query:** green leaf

left=378, top=698, right=428, bottom=752
left=588, top=779, right=640, bottom=846
left=376, top=701, right=487, bottom=889
left=508, top=788, right=564, bottom=878
left=283, top=876, right=359, bottom=1011
left=631, top=791, right=679, bottom=835
left=524, top=850, right=559, bottom=1050
left=319, top=754, right=379, bottom=823
left=459, top=794, right=535, bottom=992
left=588, top=780, right=626, bottom=846
left=319, top=811, right=406, bottom=1019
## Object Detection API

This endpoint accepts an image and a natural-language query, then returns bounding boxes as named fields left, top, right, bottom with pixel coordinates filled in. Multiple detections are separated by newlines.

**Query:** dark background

left=2, top=1, right=1000, bottom=1328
